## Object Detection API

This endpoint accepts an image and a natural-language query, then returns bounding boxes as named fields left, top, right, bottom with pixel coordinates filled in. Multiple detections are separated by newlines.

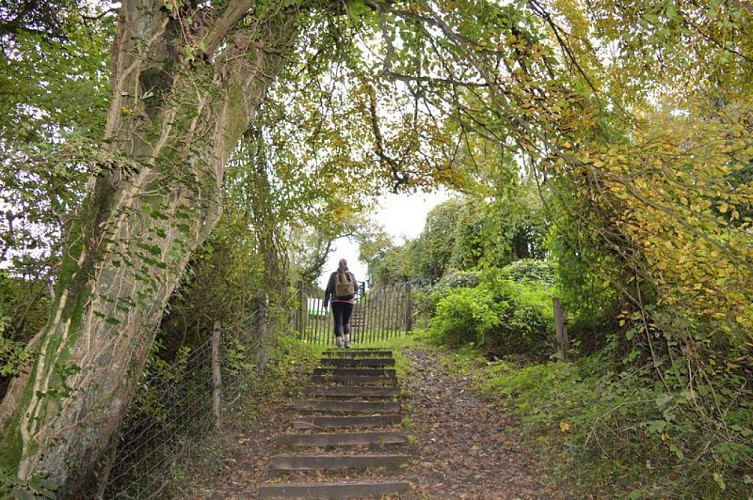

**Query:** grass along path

left=400, top=341, right=565, bottom=498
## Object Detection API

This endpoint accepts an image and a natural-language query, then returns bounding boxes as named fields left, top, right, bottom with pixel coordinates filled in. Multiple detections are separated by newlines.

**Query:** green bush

left=497, top=259, right=555, bottom=288
left=426, top=269, right=482, bottom=314
left=428, top=286, right=500, bottom=348
left=0, top=335, right=31, bottom=378
left=489, top=278, right=554, bottom=357
left=410, top=287, right=432, bottom=329
left=0, top=272, right=49, bottom=398
left=429, top=277, right=555, bottom=358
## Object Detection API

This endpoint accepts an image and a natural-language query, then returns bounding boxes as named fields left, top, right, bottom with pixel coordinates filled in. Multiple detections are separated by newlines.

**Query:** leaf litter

left=178, top=343, right=572, bottom=498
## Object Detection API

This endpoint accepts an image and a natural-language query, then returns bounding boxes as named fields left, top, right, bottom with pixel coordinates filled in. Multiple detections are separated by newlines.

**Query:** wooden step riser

left=311, top=375, right=398, bottom=386
left=320, top=358, right=395, bottom=367
left=292, top=415, right=402, bottom=430
left=293, top=400, right=401, bottom=413
left=306, top=386, right=400, bottom=398
left=322, top=350, right=394, bottom=358
left=305, top=394, right=398, bottom=401
left=277, top=431, right=407, bottom=448
left=257, top=481, right=410, bottom=498
left=324, top=348, right=391, bottom=352
left=313, top=367, right=397, bottom=377
left=269, top=454, right=410, bottom=471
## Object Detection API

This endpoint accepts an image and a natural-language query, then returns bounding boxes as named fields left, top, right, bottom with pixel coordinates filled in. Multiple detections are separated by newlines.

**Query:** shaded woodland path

left=398, top=347, right=561, bottom=498
left=178, top=343, right=565, bottom=498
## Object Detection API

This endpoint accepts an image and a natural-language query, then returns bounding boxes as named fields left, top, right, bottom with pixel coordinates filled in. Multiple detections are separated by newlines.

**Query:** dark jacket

left=324, top=271, right=357, bottom=307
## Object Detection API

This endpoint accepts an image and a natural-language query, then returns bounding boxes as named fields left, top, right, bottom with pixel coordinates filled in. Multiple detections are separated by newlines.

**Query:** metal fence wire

left=103, top=307, right=273, bottom=498
left=101, top=281, right=412, bottom=497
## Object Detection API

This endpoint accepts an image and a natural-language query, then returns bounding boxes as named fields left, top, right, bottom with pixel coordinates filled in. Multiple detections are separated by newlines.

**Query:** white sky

left=318, top=190, right=451, bottom=288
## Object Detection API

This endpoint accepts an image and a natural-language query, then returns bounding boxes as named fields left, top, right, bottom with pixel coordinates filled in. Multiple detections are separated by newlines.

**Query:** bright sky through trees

left=318, top=189, right=450, bottom=288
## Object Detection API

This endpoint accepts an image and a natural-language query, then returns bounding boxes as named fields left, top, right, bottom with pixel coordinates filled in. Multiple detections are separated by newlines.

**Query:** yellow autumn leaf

left=660, top=432, right=670, bottom=441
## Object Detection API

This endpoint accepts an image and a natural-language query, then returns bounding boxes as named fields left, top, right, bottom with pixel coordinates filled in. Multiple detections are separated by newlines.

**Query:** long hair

left=337, top=258, right=348, bottom=273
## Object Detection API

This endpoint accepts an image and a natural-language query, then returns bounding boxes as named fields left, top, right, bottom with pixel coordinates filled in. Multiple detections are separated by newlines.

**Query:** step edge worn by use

left=307, top=385, right=400, bottom=393
left=291, top=415, right=403, bottom=430
left=257, top=480, right=410, bottom=498
left=277, top=431, right=408, bottom=446
left=293, top=400, right=401, bottom=410
left=320, top=357, right=396, bottom=366
left=268, top=453, right=411, bottom=471
left=313, top=367, right=398, bottom=377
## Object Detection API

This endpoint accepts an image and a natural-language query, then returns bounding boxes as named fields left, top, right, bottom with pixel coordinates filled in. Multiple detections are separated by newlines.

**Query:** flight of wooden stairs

left=258, top=348, right=410, bottom=498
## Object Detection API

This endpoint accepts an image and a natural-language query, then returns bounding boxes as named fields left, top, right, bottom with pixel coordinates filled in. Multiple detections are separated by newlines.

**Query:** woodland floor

left=175, top=342, right=570, bottom=499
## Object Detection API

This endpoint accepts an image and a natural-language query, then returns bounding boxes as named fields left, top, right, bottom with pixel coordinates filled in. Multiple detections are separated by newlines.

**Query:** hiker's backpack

left=334, top=271, right=355, bottom=299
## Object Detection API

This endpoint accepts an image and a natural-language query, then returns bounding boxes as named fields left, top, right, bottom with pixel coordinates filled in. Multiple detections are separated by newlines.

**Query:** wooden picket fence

left=295, top=284, right=413, bottom=345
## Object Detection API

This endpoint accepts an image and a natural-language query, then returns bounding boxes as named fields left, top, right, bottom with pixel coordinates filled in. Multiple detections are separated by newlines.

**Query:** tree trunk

left=0, top=0, right=300, bottom=491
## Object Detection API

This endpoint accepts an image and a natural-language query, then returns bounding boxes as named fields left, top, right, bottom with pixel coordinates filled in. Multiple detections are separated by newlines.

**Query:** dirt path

left=400, top=345, right=562, bottom=499
left=179, top=343, right=565, bottom=498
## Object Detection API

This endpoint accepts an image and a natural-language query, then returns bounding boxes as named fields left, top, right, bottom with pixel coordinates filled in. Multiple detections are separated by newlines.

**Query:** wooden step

left=327, top=348, right=388, bottom=351
left=306, top=385, right=400, bottom=398
left=293, top=399, right=401, bottom=413
left=292, top=415, right=402, bottom=430
left=313, top=367, right=397, bottom=378
left=257, top=480, right=410, bottom=498
left=320, top=357, right=395, bottom=367
left=322, top=350, right=393, bottom=358
left=277, top=431, right=407, bottom=448
left=311, top=374, right=398, bottom=386
left=257, top=346, right=410, bottom=499
left=269, top=454, right=410, bottom=471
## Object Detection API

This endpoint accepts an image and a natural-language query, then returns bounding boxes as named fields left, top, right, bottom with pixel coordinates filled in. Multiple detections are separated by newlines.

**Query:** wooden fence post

left=404, top=283, right=412, bottom=332
left=257, top=293, right=270, bottom=367
left=553, top=298, right=569, bottom=361
left=212, top=321, right=222, bottom=429
left=298, top=281, right=306, bottom=341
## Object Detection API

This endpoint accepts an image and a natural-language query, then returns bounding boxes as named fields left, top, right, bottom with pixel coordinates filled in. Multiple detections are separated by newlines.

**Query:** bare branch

left=203, top=0, right=256, bottom=56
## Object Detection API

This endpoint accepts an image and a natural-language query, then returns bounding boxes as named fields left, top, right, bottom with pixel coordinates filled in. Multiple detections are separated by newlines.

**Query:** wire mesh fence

left=295, top=284, right=413, bottom=345
left=104, top=339, right=214, bottom=497
left=103, top=303, right=276, bottom=498
left=100, top=283, right=411, bottom=496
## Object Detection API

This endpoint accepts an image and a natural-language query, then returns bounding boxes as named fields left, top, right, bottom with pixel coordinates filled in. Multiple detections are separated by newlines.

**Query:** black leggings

left=331, top=302, right=354, bottom=337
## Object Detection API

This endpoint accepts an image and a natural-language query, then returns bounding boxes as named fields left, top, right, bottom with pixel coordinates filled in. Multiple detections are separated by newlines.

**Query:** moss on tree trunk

left=0, top=0, right=300, bottom=492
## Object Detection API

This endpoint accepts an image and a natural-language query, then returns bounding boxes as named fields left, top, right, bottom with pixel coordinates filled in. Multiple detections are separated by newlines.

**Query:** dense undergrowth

left=0, top=272, right=49, bottom=400
left=417, top=257, right=753, bottom=498
left=430, top=335, right=753, bottom=498
left=425, top=260, right=556, bottom=359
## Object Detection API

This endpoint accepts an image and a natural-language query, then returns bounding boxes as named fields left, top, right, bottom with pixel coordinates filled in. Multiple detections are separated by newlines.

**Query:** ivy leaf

left=713, top=472, right=726, bottom=490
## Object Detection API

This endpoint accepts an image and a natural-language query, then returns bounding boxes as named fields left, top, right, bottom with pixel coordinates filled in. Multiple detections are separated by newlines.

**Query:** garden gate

left=294, top=283, right=413, bottom=345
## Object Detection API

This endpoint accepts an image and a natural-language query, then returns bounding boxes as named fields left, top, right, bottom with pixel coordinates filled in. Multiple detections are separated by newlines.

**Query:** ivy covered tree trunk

left=240, top=128, right=290, bottom=300
left=0, top=0, right=300, bottom=491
